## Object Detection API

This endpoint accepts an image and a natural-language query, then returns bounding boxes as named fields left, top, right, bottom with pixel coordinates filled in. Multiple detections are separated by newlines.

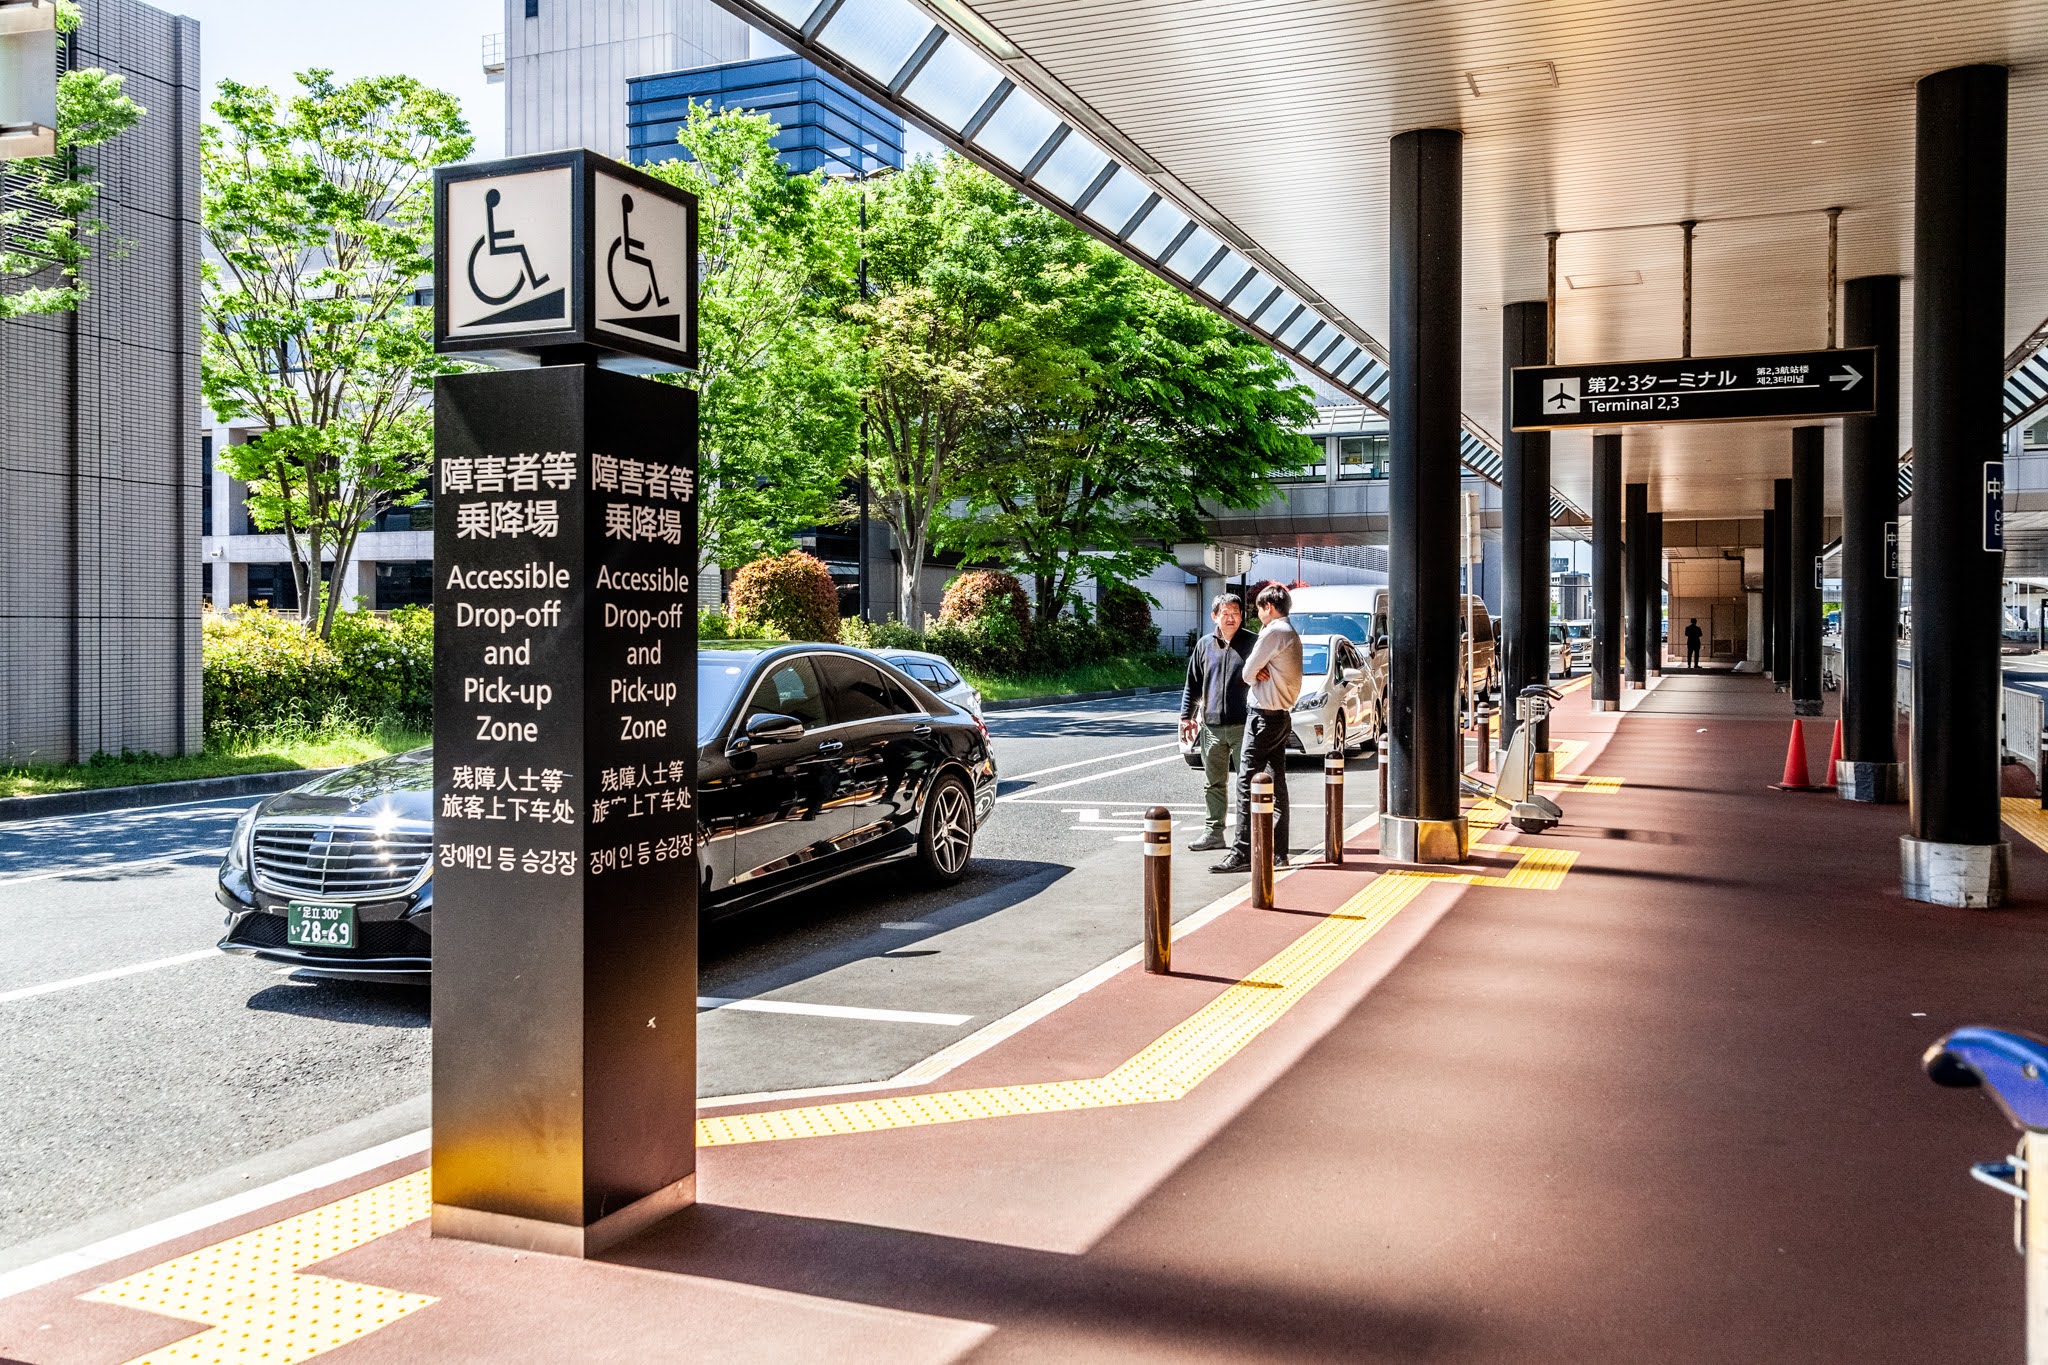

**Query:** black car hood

left=264, top=747, right=435, bottom=823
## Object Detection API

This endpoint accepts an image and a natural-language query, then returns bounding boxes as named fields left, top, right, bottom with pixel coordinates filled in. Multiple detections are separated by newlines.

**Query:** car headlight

left=1293, top=692, right=1326, bottom=714
left=226, top=806, right=259, bottom=870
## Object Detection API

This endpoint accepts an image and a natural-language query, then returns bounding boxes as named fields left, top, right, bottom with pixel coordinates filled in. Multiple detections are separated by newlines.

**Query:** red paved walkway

left=4, top=674, right=2044, bottom=1362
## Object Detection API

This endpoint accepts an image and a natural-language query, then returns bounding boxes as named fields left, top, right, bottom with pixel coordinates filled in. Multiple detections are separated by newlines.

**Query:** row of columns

left=1382, top=63, right=2010, bottom=907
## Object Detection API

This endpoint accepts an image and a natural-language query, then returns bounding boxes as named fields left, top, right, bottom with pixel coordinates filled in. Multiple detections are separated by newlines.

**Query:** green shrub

left=1032, top=614, right=1113, bottom=670
left=840, top=616, right=925, bottom=650
left=729, top=551, right=841, bottom=642
left=926, top=609, right=1025, bottom=675
left=1096, top=583, right=1159, bottom=653
left=939, top=569, right=1029, bottom=635
left=202, top=607, right=347, bottom=737
left=328, top=605, right=433, bottom=728
left=700, top=606, right=778, bottom=642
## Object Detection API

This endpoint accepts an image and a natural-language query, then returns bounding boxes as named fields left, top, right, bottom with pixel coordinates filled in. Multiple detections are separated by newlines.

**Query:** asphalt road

left=0, top=693, right=1381, bottom=1272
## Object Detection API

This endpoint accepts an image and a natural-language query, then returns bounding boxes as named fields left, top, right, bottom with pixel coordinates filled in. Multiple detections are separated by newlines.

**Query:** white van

left=1282, top=584, right=1498, bottom=719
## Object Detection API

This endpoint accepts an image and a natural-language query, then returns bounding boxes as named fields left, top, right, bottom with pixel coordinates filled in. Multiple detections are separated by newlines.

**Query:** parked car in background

left=1178, top=632, right=1376, bottom=766
left=868, top=647, right=982, bottom=717
left=1287, top=584, right=1390, bottom=707
left=1563, top=619, right=1593, bottom=672
left=215, top=646, right=998, bottom=983
left=1550, top=620, right=1574, bottom=677
left=1459, top=595, right=1499, bottom=707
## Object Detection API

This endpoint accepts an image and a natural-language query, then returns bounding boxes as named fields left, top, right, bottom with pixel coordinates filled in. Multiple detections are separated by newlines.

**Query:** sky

left=169, top=0, right=509, bottom=159
left=163, top=0, right=942, bottom=164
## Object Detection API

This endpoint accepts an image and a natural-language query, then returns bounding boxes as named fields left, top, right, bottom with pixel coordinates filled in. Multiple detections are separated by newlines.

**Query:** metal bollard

left=1323, top=750, right=1345, bottom=866
left=1378, top=742, right=1389, bottom=820
left=1472, top=705, right=1494, bottom=774
left=1250, top=772, right=1275, bottom=908
left=1142, top=805, right=1172, bottom=974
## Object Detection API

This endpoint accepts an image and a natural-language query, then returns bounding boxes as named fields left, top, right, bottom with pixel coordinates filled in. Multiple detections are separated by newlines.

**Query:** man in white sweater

left=1213, top=583, right=1303, bottom=874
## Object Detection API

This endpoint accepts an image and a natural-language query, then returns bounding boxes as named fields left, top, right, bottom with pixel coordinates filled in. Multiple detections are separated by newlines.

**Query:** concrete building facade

left=1, top=0, right=201, bottom=764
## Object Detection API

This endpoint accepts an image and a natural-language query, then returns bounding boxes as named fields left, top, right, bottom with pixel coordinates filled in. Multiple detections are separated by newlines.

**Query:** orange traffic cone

left=1823, top=720, right=1843, bottom=789
left=1773, top=718, right=1823, bottom=791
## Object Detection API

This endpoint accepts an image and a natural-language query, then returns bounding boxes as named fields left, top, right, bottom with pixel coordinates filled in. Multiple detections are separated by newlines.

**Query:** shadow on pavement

left=245, top=978, right=430, bottom=1027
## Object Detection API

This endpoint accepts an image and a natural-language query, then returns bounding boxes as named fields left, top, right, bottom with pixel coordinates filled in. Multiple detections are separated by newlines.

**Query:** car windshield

left=1300, top=643, right=1331, bottom=677
left=1292, top=611, right=1370, bottom=644
left=1566, top=623, right=1590, bottom=639
left=697, top=656, right=753, bottom=741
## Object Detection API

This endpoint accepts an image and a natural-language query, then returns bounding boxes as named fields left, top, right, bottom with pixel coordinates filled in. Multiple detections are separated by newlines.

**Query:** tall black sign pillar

left=1624, top=482, right=1649, bottom=687
left=1905, top=65, right=2009, bottom=907
left=1382, top=127, right=1468, bottom=864
left=1839, top=276, right=1903, bottom=802
left=1500, top=301, right=1552, bottom=774
left=1591, top=435, right=1622, bottom=711
left=1761, top=508, right=1776, bottom=674
left=1789, top=428, right=1826, bottom=716
left=1771, top=477, right=1793, bottom=691
left=428, top=149, right=704, bottom=1252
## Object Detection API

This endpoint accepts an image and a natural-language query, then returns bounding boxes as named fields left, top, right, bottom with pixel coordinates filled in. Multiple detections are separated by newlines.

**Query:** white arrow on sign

left=1830, top=364, right=1863, bottom=390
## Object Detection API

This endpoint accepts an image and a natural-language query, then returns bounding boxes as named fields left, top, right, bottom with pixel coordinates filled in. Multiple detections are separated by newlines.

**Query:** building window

left=1338, top=434, right=1389, bottom=479
left=375, top=561, right=435, bottom=610
left=1283, top=436, right=1329, bottom=481
left=524, top=0, right=538, bottom=17
left=201, top=435, right=213, bottom=535
left=2028, top=414, right=2048, bottom=450
left=373, top=494, right=433, bottom=532
left=247, top=563, right=298, bottom=612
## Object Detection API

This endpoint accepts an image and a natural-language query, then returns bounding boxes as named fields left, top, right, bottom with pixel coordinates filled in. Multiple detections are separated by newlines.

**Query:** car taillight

left=974, top=714, right=990, bottom=746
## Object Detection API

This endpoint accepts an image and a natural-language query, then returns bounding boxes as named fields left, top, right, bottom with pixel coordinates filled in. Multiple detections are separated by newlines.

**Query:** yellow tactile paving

left=82, top=1171, right=434, bottom=1365
left=76, top=843, right=1583, bottom=1364
left=2002, top=798, right=2048, bottom=853
left=697, top=845, right=1575, bottom=1147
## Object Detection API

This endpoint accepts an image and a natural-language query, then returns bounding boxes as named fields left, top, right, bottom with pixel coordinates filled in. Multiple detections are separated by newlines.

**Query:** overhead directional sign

left=1510, top=347, right=1877, bottom=431
left=435, top=148, right=697, bottom=370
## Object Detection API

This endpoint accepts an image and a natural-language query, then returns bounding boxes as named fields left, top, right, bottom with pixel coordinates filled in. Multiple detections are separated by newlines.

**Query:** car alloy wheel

left=920, top=775, right=975, bottom=882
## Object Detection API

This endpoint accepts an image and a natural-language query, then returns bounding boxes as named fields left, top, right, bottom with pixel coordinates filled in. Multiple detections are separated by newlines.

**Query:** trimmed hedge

left=202, top=606, right=433, bottom=737
left=729, top=551, right=841, bottom=643
left=939, top=569, right=1029, bottom=634
left=1096, top=582, right=1159, bottom=653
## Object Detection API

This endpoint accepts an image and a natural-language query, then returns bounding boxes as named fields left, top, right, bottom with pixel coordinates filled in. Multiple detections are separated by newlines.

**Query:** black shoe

left=1186, top=831, right=1226, bottom=852
left=1210, top=854, right=1252, bottom=874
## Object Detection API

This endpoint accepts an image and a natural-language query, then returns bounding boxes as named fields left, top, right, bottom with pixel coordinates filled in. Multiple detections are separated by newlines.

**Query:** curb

left=0, top=768, right=339, bottom=823
left=983, top=685, right=1175, bottom=713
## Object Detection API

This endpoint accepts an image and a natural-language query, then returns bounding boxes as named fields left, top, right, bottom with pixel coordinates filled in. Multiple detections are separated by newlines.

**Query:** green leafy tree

left=944, top=234, right=1318, bottom=624
left=0, top=2, right=146, bottom=318
left=852, top=155, right=1091, bottom=626
left=639, top=106, right=859, bottom=571
left=200, top=71, right=471, bottom=638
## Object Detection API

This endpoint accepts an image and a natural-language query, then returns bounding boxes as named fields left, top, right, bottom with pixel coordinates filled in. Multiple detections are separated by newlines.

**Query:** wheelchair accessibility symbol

left=594, top=176, right=685, bottom=346
left=449, top=170, right=568, bottom=331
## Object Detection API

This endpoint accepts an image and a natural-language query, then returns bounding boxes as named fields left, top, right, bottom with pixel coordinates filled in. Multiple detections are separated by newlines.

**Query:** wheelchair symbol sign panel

left=591, top=169, right=689, bottom=360
left=444, top=167, right=572, bottom=337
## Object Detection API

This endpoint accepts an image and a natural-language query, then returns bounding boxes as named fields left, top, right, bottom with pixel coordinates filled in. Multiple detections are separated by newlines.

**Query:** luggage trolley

left=1464, top=684, right=1565, bottom=835
left=1925, top=1027, right=2048, bottom=1362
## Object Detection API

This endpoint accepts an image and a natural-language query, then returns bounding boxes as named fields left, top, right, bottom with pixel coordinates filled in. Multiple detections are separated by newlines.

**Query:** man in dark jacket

left=1180, top=593, right=1253, bottom=851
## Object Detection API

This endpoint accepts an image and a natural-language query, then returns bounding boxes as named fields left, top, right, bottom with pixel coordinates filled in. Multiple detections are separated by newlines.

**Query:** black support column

left=1905, top=64, right=2010, bottom=906
left=1500, top=301, right=1552, bottom=771
left=1761, top=508, right=1776, bottom=674
left=1790, top=428, right=1825, bottom=716
left=1648, top=511, right=1664, bottom=675
left=1625, top=482, right=1649, bottom=686
left=1772, top=477, right=1793, bottom=691
left=1840, top=275, right=1903, bottom=801
left=1592, top=434, right=1622, bottom=712
left=1383, top=128, right=1468, bottom=865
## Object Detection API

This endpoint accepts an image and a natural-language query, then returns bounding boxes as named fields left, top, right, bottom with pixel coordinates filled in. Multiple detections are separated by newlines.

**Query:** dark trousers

left=1686, top=641, right=1701, bottom=667
left=1233, top=708, right=1292, bottom=859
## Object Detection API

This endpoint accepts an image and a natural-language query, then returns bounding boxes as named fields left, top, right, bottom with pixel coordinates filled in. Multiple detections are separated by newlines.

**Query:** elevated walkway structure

left=6, top=680, right=2045, bottom=1361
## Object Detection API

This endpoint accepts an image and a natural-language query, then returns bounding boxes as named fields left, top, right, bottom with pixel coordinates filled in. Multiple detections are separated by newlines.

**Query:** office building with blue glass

left=627, top=55, right=903, bottom=174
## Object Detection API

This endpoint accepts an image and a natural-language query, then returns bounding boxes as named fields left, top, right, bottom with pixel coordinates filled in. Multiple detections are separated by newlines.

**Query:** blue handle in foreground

left=1925, top=1026, right=2048, bottom=1132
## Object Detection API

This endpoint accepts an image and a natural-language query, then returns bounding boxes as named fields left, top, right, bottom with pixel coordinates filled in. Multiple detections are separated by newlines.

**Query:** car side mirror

left=1341, top=668, right=1363, bottom=684
left=733, top=712, right=804, bottom=752
left=1373, top=635, right=1388, bottom=651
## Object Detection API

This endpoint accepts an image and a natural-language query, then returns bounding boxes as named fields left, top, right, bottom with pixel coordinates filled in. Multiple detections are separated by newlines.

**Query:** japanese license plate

left=286, top=901, right=357, bottom=949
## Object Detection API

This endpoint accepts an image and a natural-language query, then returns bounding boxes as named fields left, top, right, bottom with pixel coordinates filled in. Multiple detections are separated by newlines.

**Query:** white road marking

left=0, top=950, right=218, bottom=1004
left=879, top=921, right=936, bottom=931
left=0, top=1128, right=431, bottom=1303
left=996, top=753, right=1188, bottom=801
left=0, top=847, right=222, bottom=888
left=697, top=997, right=971, bottom=1026
left=996, top=742, right=1181, bottom=782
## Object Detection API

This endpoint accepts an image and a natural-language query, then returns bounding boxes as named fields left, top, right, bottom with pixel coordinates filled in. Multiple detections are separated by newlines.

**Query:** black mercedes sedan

left=216, top=645, right=998, bottom=983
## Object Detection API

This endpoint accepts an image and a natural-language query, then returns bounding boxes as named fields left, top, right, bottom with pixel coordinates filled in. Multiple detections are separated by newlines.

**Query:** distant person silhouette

left=1685, top=618, right=1703, bottom=669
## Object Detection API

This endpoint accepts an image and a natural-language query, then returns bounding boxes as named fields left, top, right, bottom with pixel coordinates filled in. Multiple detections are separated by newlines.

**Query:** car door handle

left=816, top=741, right=844, bottom=754
left=912, top=724, right=932, bottom=736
